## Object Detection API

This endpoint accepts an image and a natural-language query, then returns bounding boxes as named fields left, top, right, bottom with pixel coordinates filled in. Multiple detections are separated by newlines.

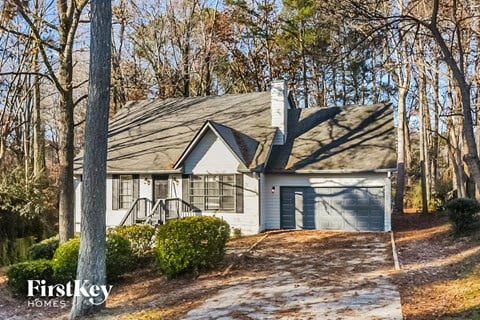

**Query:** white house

left=74, top=81, right=396, bottom=234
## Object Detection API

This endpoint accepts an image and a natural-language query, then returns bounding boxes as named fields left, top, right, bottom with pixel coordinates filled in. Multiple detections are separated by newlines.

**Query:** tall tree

left=3, top=0, right=89, bottom=242
left=390, top=31, right=411, bottom=213
left=351, top=0, right=480, bottom=193
left=70, top=0, right=111, bottom=317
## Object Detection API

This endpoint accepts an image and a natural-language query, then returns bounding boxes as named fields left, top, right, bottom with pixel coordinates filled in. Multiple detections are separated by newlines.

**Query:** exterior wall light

left=271, top=186, right=276, bottom=193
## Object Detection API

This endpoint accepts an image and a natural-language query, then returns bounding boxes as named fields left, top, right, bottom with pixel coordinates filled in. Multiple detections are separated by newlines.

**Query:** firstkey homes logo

left=27, top=280, right=113, bottom=308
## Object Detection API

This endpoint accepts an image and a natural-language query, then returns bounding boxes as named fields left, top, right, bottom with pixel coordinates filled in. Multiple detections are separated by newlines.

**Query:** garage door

left=280, top=187, right=385, bottom=231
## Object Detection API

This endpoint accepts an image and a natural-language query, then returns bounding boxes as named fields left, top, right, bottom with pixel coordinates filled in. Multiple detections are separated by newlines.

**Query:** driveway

left=184, top=231, right=402, bottom=320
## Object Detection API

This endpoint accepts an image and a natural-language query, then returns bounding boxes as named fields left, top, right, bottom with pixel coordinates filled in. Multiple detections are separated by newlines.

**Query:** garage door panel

left=280, top=186, right=385, bottom=231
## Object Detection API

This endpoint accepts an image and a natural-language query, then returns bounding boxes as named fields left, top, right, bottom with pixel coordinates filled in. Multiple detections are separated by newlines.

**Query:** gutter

left=267, top=168, right=397, bottom=174
left=74, top=169, right=183, bottom=175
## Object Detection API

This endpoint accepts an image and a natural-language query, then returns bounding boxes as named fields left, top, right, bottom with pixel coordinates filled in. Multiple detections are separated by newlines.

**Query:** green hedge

left=109, top=224, right=156, bottom=263
left=155, top=216, right=230, bottom=278
left=51, top=234, right=133, bottom=283
left=51, top=237, right=80, bottom=283
left=106, top=233, right=134, bottom=281
left=445, top=198, right=480, bottom=236
left=6, top=259, right=53, bottom=297
left=27, top=236, right=59, bottom=261
left=0, top=236, right=36, bottom=266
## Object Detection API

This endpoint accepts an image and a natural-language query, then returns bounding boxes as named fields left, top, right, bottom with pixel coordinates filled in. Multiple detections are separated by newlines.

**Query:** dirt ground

left=0, top=213, right=478, bottom=319
left=391, top=213, right=480, bottom=319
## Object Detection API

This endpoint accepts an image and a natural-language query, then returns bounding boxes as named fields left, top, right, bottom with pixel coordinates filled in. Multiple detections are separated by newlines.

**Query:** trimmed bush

left=51, top=234, right=133, bottom=283
left=445, top=198, right=480, bottom=236
left=51, top=237, right=80, bottom=283
left=106, top=233, right=134, bottom=281
left=27, top=236, right=59, bottom=260
left=109, top=224, right=156, bottom=263
left=155, top=216, right=230, bottom=278
left=7, top=259, right=53, bottom=296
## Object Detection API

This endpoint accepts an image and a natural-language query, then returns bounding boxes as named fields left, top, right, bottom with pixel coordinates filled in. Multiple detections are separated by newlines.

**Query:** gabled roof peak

left=173, top=120, right=259, bottom=170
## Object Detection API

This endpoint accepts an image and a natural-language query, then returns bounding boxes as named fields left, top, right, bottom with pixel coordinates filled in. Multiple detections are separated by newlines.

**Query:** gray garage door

left=280, top=187, right=385, bottom=231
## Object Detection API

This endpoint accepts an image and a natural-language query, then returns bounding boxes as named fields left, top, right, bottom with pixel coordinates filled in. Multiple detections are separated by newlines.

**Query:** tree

left=351, top=0, right=480, bottom=194
left=389, top=30, right=411, bottom=214
left=3, top=0, right=89, bottom=243
left=70, top=0, right=111, bottom=318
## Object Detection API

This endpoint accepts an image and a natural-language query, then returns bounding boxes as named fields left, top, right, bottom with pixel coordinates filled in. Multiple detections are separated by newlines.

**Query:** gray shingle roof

left=75, top=92, right=274, bottom=173
left=74, top=93, right=396, bottom=174
left=266, top=103, right=396, bottom=172
left=208, top=121, right=260, bottom=168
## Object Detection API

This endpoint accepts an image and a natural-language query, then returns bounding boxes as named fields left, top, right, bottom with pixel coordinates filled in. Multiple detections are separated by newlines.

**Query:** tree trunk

left=418, top=65, right=429, bottom=214
left=431, top=58, right=440, bottom=193
left=33, top=45, right=45, bottom=178
left=22, top=96, right=31, bottom=182
left=447, top=84, right=467, bottom=197
left=395, top=85, right=407, bottom=214
left=58, top=70, right=75, bottom=244
left=418, top=66, right=431, bottom=208
left=55, top=0, right=87, bottom=244
left=70, top=0, right=112, bottom=318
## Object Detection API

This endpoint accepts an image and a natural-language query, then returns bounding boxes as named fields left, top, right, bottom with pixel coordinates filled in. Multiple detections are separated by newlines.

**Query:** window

left=112, top=174, right=139, bottom=210
left=119, top=175, right=133, bottom=209
left=188, top=174, right=243, bottom=212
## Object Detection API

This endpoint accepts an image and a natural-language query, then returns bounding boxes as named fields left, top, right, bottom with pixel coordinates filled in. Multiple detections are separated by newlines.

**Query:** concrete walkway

left=183, top=232, right=403, bottom=320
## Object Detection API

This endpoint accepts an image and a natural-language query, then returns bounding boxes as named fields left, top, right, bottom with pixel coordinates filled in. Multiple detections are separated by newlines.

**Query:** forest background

left=0, top=0, right=478, bottom=246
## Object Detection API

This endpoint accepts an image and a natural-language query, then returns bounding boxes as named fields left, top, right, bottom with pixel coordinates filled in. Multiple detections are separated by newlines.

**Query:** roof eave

left=267, top=168, right=397, bottom=174
left=74, top=169, right=183, bottom=175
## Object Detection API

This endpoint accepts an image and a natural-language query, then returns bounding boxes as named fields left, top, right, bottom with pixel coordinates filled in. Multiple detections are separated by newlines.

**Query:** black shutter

left=112, top=174, right=119, bottom=210
left=182, top=174, right=190, bottom=211
left=133, top=174, right=139, bottom=199
left=235, top=174, right=244, bottom=213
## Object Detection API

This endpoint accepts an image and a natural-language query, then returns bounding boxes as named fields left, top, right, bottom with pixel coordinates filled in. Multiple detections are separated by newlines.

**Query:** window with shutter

left=112, top=174, right=136, bottom=210
left=188, top=174, right=243, bottom=213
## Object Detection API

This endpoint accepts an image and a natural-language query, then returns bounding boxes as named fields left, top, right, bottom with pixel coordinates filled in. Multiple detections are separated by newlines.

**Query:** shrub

left=109, top=224, right=156, bottom=263
left=51, top=234, right=133, bottom=283
left=106, top=233, right=134, bottom=281
left=233, top=228, right=242, bottom=239
left=405, top=181, right=442, bottom=212
left=7, top=259, right=53, bottom=296
left=155, top=216, right=230, bottom=278
left=27, top=236, right=59, bottom=260
left=51, top=237, right=80, bottom=283
left=445, top=198, right=480, bottom=236
left=0, top=167, right=57, bottom=242
left=0, top=236, right=36, bottom=267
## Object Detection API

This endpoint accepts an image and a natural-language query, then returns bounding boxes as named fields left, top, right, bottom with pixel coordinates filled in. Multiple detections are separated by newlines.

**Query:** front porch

left=119, top=197, right=196, bottom=226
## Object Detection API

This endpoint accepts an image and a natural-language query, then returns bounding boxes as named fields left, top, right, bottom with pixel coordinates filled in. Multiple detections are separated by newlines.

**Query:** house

left=74, top=80, right=396, bottom=234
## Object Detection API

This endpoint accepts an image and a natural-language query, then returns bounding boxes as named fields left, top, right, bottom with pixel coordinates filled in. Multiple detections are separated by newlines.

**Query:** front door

left=153, top=175, right=169, bottom=203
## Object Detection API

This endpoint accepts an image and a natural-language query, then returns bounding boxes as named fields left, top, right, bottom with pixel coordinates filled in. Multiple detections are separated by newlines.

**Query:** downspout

left=258, top=172, right=262, bottom=232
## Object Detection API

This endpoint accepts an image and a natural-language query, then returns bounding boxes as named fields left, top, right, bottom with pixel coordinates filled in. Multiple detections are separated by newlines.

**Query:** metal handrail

left=144, top=199, right=163, bottom=225
left=120, top=197, right=192, bottom=226
left=119, top=197, right=148, bottom=226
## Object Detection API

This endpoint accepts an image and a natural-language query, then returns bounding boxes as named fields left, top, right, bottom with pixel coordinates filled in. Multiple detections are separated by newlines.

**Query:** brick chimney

left=271, top=79, right=289, bottom=145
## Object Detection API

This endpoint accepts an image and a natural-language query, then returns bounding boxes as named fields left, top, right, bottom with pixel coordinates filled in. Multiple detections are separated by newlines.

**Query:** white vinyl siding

left=183, top=130, right=241, bottom=174
left=75, top=174, right=154, bottom=232
left=179, top=129, right=259, bottom=234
